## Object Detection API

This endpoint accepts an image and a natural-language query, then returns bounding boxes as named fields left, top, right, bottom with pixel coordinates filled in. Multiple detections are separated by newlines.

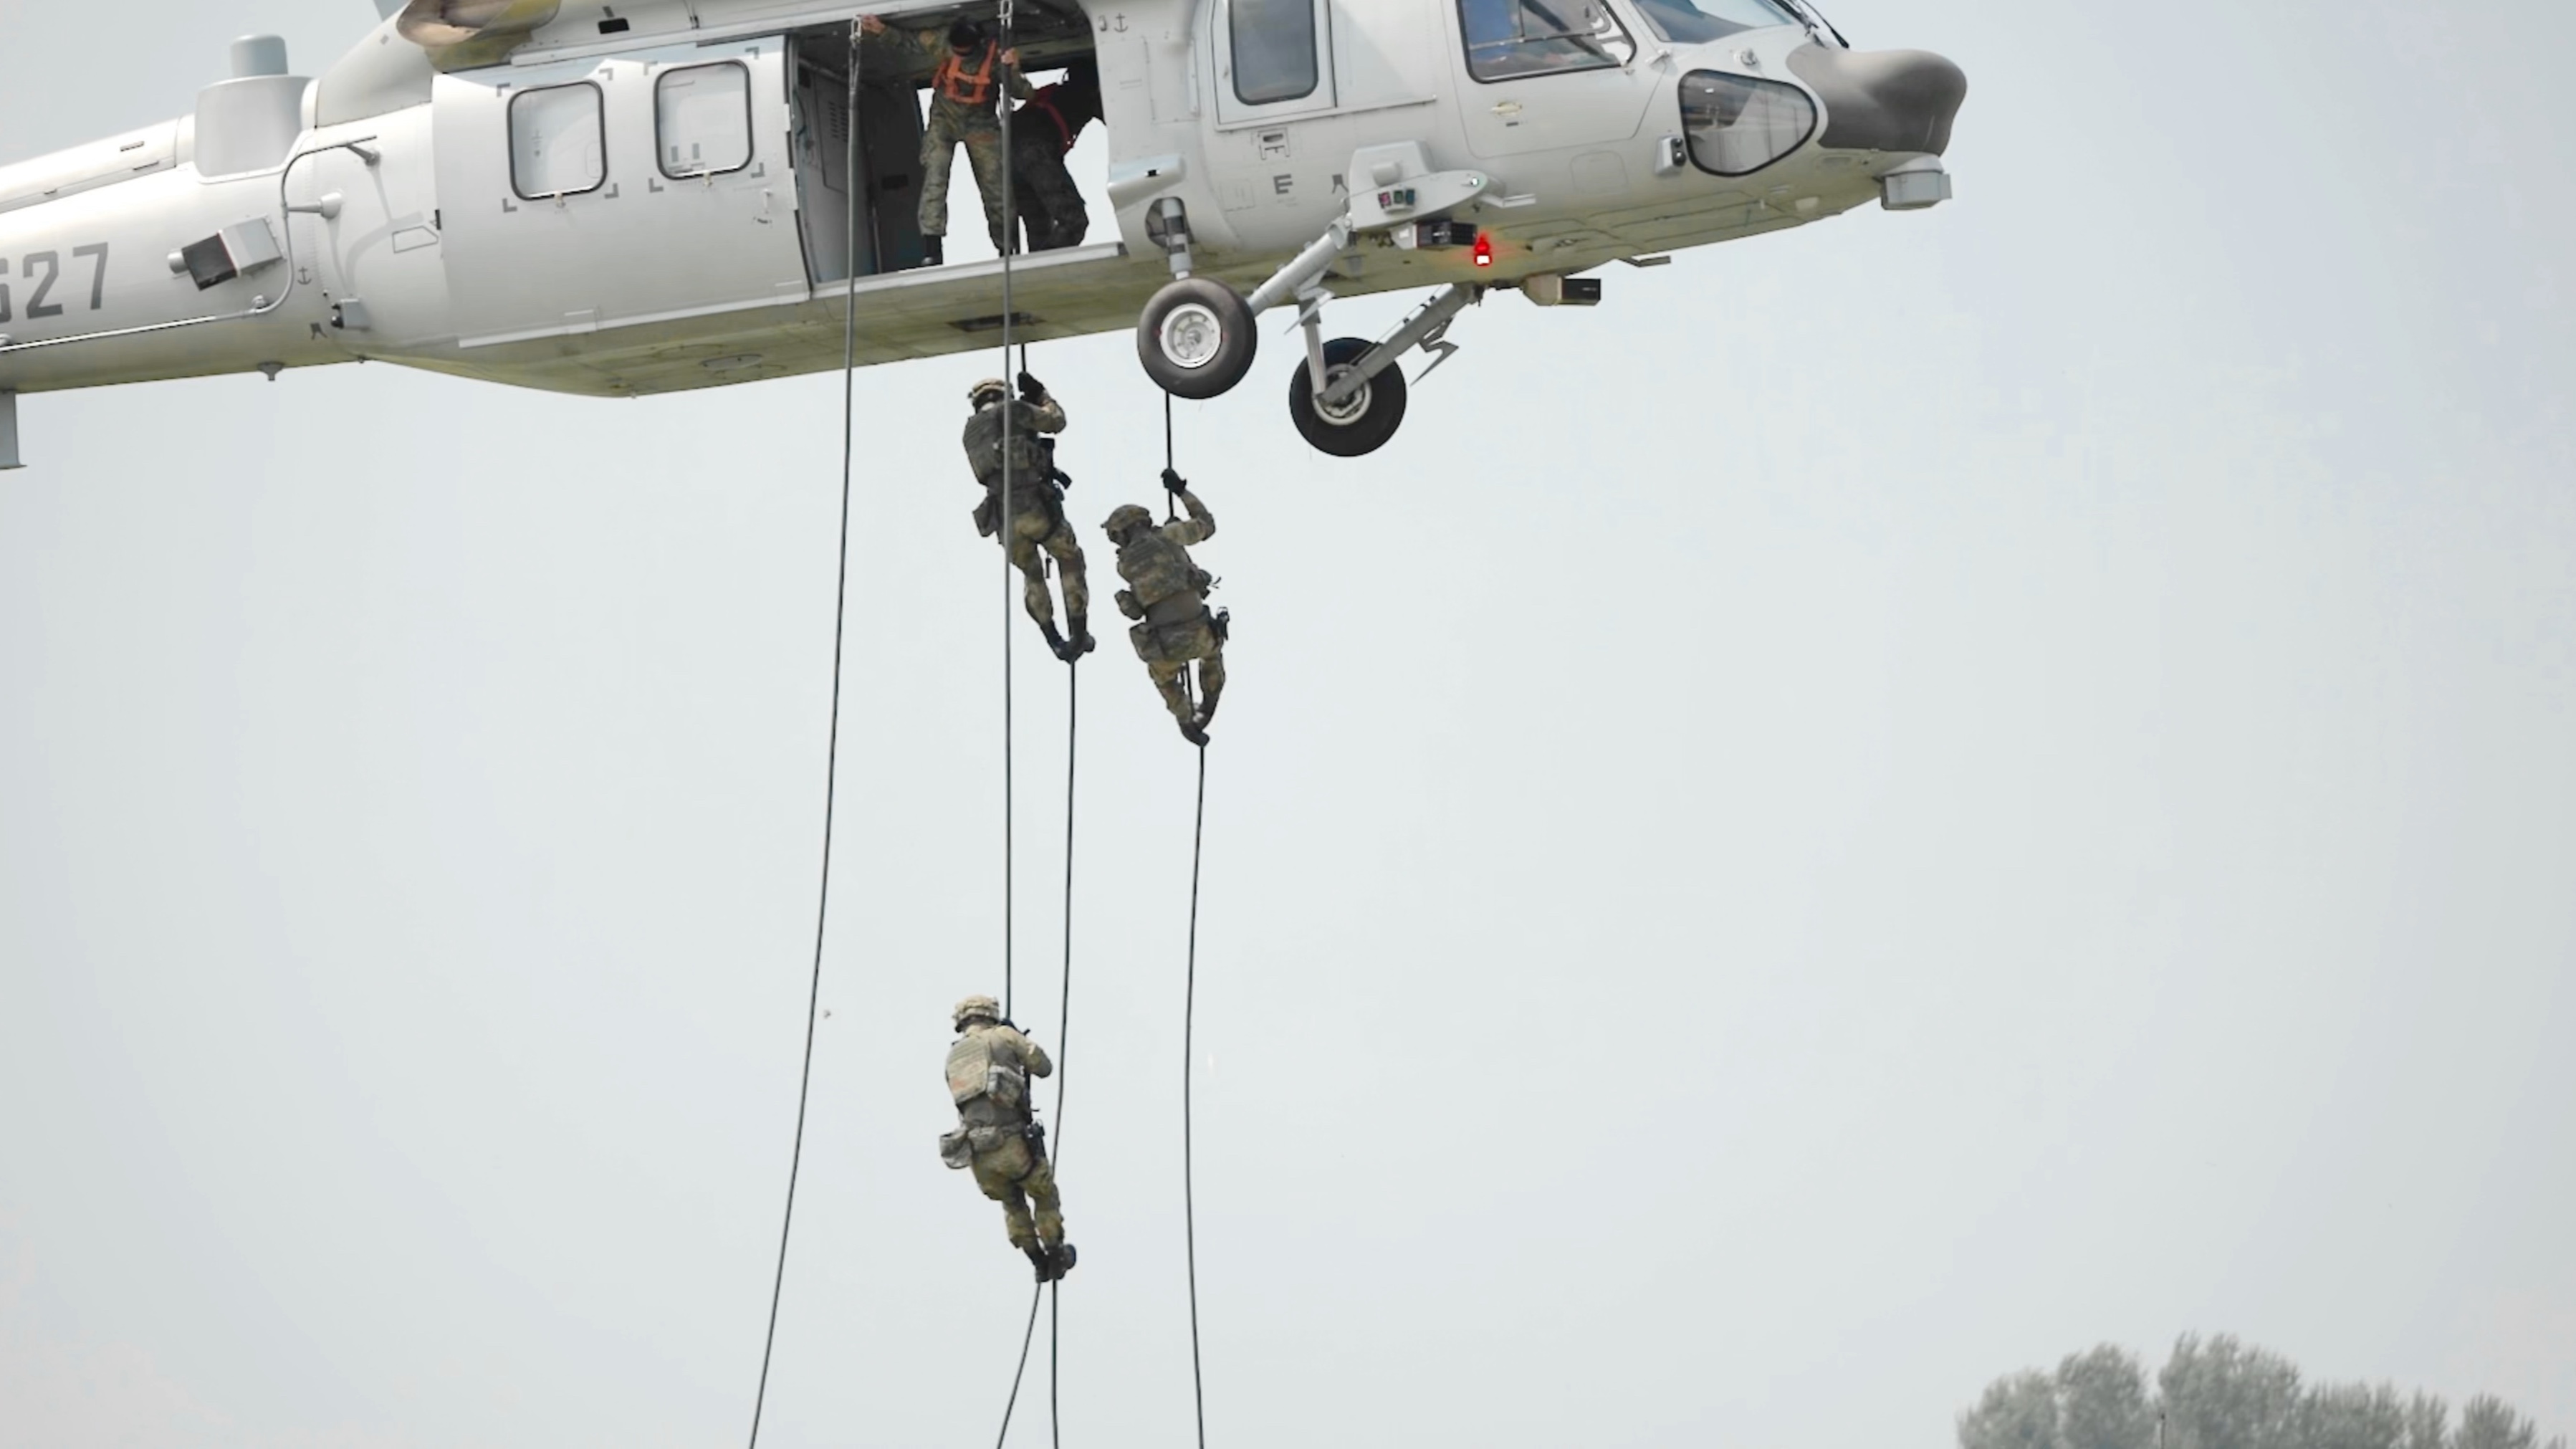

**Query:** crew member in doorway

left=1009, top=60, right=1101, bottom=252
left=939, top=995, right=1075, bottom=1282
left=1106, top=472, right=1226, bottom=745
left=858, top=14, right=1028, bottom=262
left=966, top=373, right=1094, bottom=663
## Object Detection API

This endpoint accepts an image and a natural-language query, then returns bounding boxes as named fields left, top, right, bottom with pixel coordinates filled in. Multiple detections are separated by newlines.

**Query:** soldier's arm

left=1021, top=1036, right=1055, bottom=1079
left=1022, top=396, right=1068, bottom=434
left=1172, top=487, right=1215, bottom=543
left=1004, top=52, right=1035, bottom=102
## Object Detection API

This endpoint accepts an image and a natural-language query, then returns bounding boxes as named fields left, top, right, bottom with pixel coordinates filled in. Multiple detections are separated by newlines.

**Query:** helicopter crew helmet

left=967, top=377, right=1010, bottom=408
left=1103, top=504, right=1154, bottom=539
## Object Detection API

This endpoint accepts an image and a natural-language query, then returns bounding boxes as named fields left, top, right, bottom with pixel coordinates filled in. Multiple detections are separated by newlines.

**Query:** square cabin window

left=509, top=83, right=607, bottom=199
left=1231, top=0, right=1320, bottom=105
left=657, top=62, right=754, bottom=179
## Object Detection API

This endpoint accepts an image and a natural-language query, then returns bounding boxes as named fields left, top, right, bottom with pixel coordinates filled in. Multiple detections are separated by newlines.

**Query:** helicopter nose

left=1786, top=44, right=1968, bottom=156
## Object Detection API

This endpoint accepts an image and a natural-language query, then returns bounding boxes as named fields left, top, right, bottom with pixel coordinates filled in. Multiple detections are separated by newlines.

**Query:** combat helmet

left=952, top=994, right=1002, bottom=1030
left=1103, top=504, right=1154, bottom=540
left=967, top=377, right=1010, bottom=408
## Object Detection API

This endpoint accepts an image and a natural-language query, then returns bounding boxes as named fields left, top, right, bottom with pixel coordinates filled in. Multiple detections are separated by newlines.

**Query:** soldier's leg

left=1041, top=524, right=1089, bottom=628
left=963, top=125, right=1013, bottom=255
left=917, top=113, right=957, bottom=241
left=972, top=1140, right=1041, bottom=1249
left=1029, top=153, right=1088, bottom=249
left=1195, top=645, right=1227, bottom=724
left=1007, top=134, right=1055, bottom=252
left=1007, top=515, right=1059, bottom=628
left=1020, top=1149, right=1064, bottom=1246
left=1146, top=659, right=1194, bottom=724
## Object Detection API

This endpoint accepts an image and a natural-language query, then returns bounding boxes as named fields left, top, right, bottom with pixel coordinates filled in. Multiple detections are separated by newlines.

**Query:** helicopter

left=0, top=0, right=1965, bottom=469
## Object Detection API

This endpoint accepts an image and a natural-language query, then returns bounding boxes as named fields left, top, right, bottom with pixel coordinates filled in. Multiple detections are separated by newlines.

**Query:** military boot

left=1179, top=718, right=1210, bottom=747
left=1040, top=621, right=1071, bottom=661
left=1045, top=1241, right=1078, bottom=1282
left=1021, top=1241, right=1053, bottom=1281
left=1065, top=614, right=1097, bottom=661
left=1194, top=684, right=1222, bottom=730
left=923, top=234, right=946, bottom=265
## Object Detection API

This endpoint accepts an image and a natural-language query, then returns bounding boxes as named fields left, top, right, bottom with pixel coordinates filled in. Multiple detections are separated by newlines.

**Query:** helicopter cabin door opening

left=790, top=34, right=929, bottom=282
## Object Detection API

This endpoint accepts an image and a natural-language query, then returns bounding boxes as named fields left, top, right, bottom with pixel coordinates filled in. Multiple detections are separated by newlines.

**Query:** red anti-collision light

left=1473, top=233, right=1495, bottom=267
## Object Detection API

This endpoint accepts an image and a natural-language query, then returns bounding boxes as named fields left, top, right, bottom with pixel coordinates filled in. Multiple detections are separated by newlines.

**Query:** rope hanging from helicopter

left=742, top=19, right=870, bottom=1449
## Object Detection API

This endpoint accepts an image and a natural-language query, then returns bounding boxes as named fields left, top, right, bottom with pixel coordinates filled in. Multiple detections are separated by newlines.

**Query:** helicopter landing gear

left=1136, top=277, right=1258, bottom=400
left=1288, top=338, right=1407, bottom=456
left=1282, top=282, right=1478, bottom=458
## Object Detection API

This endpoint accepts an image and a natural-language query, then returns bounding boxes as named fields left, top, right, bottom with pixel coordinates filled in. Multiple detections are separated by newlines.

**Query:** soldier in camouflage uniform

left=858, top=14, right=1030, bottom=260
left=939, top=995, right=1073, bottom=1282
left=1009, top=62, right=1101, bottom=252
left=1106, top=472, right=1226, bottom=745
left=967, top=373, right=1094, bottom=662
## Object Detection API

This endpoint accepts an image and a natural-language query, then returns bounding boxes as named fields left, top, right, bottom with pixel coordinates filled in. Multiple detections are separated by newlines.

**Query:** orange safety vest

left=934, top=44, right=999, bottom=107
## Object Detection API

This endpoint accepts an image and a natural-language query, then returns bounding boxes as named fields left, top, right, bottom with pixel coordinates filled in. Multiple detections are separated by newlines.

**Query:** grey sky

left=3, top=1, right=2570, bottom=1446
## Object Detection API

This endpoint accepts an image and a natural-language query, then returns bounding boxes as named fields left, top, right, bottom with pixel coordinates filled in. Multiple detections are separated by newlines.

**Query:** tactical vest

left=1119, top=530, right=1212, bottom=623
left=946, top=1030, right=1028, bottom=1116
left=934, top=45, right=999, bottom=107
left=962, top=401, right=1052, bottom=490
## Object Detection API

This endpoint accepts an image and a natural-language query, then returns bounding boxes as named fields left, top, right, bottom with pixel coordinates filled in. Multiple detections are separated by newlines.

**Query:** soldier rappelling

left=964, top=373, right=1093, bottom=663
left=939, top=995, right=1075, bottom=1283
left=1106, top=472, right=1226, bottom=745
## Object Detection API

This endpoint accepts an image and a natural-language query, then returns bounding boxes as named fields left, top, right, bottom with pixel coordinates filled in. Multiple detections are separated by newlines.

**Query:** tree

left=2455, top=1395, right=2540, bottom=1449
left=1962, top=1369, right=2060, bottom=1449
left=1958, top=1337, right=2563, bottom=1449
left=2057, top=1345, right=2158, bottom=1449
left=2297, top=1382, right=2405, bottom=1449
left=2160, top=1335, right=2304, bottom=1449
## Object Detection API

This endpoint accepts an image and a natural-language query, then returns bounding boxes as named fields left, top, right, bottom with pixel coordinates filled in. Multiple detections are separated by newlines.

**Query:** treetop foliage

left=1958, top=1335, right=2562, bottom=1449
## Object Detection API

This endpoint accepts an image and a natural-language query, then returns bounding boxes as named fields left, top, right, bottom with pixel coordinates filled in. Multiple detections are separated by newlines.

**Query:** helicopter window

left=656, top=62, right=754, bottom=180
left=1630, top=0, right=1801, bottom=44
left=1457, top=0, right=1635, bottom=82
left=509, top=83, right=608, bottom=200
left=1679, top=70, right=1814, bottom=176
left=1231, top=0, right=1321, bottom=105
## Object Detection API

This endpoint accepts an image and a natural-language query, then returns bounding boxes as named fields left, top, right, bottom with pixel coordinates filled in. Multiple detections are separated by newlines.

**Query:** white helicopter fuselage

left=0, top=0, right=1965, bottom=464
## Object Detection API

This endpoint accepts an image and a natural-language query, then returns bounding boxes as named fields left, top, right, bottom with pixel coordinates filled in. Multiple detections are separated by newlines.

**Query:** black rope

left=998, top=0, right=1020, bottom=1021
left=1182, top=745, right=1210, bottom=1448
left=742, top=23, right=865, bottom=1449
left=995, top=1284, right=1045, bottom=1449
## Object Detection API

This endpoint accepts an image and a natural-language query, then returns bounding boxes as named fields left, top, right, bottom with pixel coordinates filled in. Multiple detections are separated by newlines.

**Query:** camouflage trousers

left=1010, top=131, right=1090, bottom=252
left=1129, top=615, right=1225, bottom=724
left=920, top=107, right=1011, bottom=252
left=970, top=1132, right=1064, bottom=1249
left=1003, top=498, right=1090, bottom=629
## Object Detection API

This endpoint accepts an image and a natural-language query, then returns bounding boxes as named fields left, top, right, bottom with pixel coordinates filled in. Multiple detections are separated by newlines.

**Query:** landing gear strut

left=1281, top=282, right=1478, bottom=458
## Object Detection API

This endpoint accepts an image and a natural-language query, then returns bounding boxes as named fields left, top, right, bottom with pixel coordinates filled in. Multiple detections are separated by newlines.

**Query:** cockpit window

left=1631, top=0, right=1802, bottom=44
left=1456, top=0, right=1636, bottom=82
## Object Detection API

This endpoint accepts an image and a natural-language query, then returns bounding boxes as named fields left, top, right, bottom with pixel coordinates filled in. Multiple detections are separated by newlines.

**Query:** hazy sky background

left=3, top=1, right=2570, bottom=1446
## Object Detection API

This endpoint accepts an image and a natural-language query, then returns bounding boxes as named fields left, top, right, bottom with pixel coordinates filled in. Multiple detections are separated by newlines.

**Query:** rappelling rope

left=987, top=9, right=1080, bottom=1445
left=997, top=0, right=1020, bottom=1021
left=742, top=22, right=866, bottom=1449
left=1182, top=745, right=1210, bottom=1448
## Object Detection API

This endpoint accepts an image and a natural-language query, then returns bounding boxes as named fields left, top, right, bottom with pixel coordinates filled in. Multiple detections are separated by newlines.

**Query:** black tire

left=1287, top=338, right=1408, bottom=457
left=1136, top=277, right=1258, bottom=400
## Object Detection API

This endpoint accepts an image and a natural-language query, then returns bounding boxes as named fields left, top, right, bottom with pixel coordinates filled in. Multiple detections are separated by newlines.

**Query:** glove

left=1160, top=467, right=1189, bottom=495
left=1017, top=371, right=1046, bottom=403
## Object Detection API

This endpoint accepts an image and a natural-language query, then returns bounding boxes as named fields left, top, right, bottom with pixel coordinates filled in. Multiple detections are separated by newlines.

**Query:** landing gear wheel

left=1137, top=277, right=1258, bottom=400
left=1288, top=338, right=1408, bottom=457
